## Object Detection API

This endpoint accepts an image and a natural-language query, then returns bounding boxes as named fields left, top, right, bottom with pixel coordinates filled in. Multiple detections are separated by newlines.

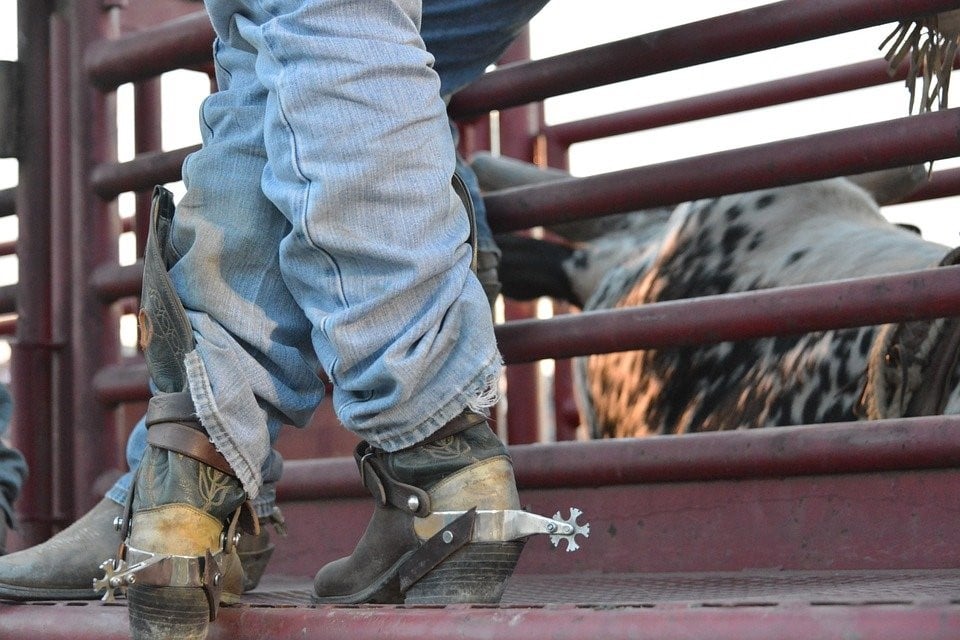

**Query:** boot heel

left=404, top=540, right=523, bottom=604
left=128, top=584, right=210, bottom=640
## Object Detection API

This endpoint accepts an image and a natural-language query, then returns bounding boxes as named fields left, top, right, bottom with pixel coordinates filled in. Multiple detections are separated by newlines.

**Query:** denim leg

left=105, top=0, right=537, bottom=503
left=230, top=0, right=501, bottom=452
left=425, top=0, right=551, bottom=256
left=0, top=384, right=26, bottom=527
left=158, top=0, right=501, bottom=496
left=423, top=0, right=552, bottom=97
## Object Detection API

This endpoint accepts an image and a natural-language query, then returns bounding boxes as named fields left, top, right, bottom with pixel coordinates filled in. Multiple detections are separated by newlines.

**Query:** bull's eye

left=885, top=346, right=901, bottom=368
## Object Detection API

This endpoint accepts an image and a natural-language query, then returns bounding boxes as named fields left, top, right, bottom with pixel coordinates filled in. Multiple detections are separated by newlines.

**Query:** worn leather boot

left=312, top=411, right=525, bottom=604
left=94, top=185, right=255, bottom=639
left=112, top=392, right=251, bottom=640
left=236, top=511, right=283, bottom=592
left=0, top=498, right=120, bottom=599
left=0, top=497, right=272, bottom=601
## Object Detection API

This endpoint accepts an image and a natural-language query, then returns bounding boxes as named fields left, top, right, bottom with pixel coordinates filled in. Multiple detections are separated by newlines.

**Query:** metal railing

left=10, top=0, right=960, bottom=543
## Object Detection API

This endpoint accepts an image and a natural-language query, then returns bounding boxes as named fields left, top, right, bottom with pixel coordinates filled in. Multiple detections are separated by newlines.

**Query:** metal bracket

left=417, top=507, right=590, bottom=552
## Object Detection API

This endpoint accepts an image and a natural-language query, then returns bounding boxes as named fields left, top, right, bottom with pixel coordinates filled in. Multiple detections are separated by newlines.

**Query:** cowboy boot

left=313, top=175, right=591, bottom=604
left=236, top=508, right=284, bottom=592
left=312, top=410, right=525, bottom=604
left=0, top=496, right=272, bottom=601
left=0, top=498, right=120, bottom=599
left=116, top=392, right=251, bottom=640
left=93, top=185, right=255, bottom=639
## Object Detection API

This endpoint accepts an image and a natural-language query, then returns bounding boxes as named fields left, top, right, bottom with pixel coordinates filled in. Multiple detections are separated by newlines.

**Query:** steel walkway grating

left=3, top=569, right=960, bottom=639
left=237, top=569, right=960, bottom=607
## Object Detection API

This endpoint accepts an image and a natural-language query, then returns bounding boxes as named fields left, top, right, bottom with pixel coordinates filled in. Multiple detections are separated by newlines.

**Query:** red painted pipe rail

left=0, top=284, right=16, bottom=315
left=89, top=104, right=960, bottom=233
left=486, top=107, right=960, bottom=232
left=84, top=1, right=960, bottom=107
left=84, top=10, right=212, bottom=90
left=90, top=261, right=142, bottom=302
left=543, top=57, right=931, bottom=148
left=92, top=360, right=149, bottom=405
left=86, top=56, right=911, bottom=203
left=0, top=186, right=14, bottom=216
left=904, top=166, right=960, bottom=202
left=497, top=264, right=960, bottom=364
left=449, top=0, right=960, bottom=118
left=88, top=263, right=960, bottom=404
left=277, top=416, right=960, bottom=501
left=90, top=145, right=198, bottom=201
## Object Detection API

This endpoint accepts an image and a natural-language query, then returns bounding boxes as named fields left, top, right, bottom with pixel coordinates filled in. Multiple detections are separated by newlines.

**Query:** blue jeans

left=0, top=384, right=26, bottom=527
left=106, top=0, right=550, bottom=514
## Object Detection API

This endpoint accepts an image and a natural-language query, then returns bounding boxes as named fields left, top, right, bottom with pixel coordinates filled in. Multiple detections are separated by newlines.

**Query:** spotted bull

left=475, top=154, right=960, bottom=439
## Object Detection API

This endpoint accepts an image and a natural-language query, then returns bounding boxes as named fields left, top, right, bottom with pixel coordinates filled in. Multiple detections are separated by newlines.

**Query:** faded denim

left=106, top=0, right=550, bottom=510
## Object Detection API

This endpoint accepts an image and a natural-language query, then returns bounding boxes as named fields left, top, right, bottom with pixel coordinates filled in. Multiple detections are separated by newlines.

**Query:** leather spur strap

left=355, top=443, right=432, bottom=517
left=398, top=507, right=476, bottom=592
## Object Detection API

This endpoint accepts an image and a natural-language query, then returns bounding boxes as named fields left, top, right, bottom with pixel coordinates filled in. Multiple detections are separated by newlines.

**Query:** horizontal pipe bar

left=90, top=146, right=196, bottom=201
left=277, top=416, right=960, bottom=500
left=0, top=316, right=16, bottom=336
left=90, top=106, right=960, bottom=234
left=0, top=284, right=16, bottom=315
left=89, top=115, right=960, bottom=229
left=902, top=166, right=960, bottom=203
left=89, top=264, right=960, bottom=401
left=545, top=58, right=914, bottom=147
left=0, top=187, right=14, bottom=217
left=84, top=0, right=960, bottom=108
left=84, top=11, right=212, bottom=90
left=90, top=260, right=141, bottom=302
left=92, top=360, right=149, bottom=405
left=497, top=264, right=960, bottom=364
left=450, top=0, right=960, bottom=118
left=486, top=107, right=960, bottom=232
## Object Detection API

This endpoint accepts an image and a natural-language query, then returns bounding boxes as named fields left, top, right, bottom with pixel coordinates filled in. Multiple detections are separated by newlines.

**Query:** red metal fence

left=6, top=0, right=960, bottom=549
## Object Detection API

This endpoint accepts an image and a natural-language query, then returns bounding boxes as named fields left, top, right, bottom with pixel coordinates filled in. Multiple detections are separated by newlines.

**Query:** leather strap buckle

left=355, top=443, right=431, bottom=517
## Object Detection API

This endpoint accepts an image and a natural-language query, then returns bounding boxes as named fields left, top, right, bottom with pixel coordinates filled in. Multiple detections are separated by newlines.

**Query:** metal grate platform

left=4, top=569, right=960, bottom=639
left=243, top=569, right=960, bottom=607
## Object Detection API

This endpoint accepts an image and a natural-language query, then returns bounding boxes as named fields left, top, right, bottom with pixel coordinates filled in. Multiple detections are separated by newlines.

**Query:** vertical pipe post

left=133, top=78, right=161, bottom=258
left=11, top=0, right=57, bottom=545
left=542, top=114, right=576, bottom=441
left=497, top=29, right=544, bottom=445
left=67, top=0, right=121, bottom=514
left=49, top=9, right=76, bottom=533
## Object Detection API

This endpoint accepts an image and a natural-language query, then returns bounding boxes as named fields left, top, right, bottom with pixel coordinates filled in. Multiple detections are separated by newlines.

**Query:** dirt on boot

left=0, top=498, right=121, bottom=600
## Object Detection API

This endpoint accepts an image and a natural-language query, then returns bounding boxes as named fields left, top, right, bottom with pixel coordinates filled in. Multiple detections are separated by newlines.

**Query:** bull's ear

left=845, top=164, right=927, bottom=206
